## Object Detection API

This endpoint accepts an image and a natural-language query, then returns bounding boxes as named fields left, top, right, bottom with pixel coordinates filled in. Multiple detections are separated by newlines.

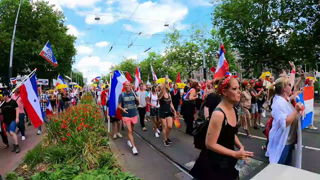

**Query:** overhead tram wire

left=108, top=0, right=143, bottom=53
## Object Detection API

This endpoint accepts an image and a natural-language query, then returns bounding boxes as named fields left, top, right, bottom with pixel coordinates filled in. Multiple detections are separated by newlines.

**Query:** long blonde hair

left=268, top=77, right=290, bottom=99
left=158, top=83, right=170, bottom=99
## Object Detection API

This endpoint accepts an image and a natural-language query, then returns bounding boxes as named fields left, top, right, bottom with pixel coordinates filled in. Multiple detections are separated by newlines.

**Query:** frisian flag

left=214, top=44, right=229, bottom=79
left=151, top=65, right=157, bottom=82
left=19, top=74, right=44, bottom=128
left=296, top=86, right=314, bottom=129
left=40, top=41, right=58, bottom=67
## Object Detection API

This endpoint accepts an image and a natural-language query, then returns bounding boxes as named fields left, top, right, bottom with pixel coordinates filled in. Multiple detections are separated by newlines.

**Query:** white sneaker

left=132, top=147, right=138, bottom=155
left=156, top=129, right=160, bottom=134
left=155, top=132, right=159, bottom=138
left=22, top=136, right=26, bottom=141
left=117, top=133, right=123, bottom=138
left=310, top=125, right=318, bottom=130
left=37, top=130, right=42, bottom=135
left=260, top=123, right=265, bottom=128
left=127, top=140, right=133, bottom=148
left=262, top=110, right=266, bottom=118
left=113, top=134, right=117, bottom=139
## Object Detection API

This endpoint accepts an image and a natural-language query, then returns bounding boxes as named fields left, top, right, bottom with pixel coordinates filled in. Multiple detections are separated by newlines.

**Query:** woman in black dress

left=170, top=83, right=181, bottom=118
left=190, top=76, right=254, bottom=180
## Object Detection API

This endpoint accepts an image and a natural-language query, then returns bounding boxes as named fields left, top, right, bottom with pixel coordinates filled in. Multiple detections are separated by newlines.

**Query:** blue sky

left=47, top=0, right=214, bottom=82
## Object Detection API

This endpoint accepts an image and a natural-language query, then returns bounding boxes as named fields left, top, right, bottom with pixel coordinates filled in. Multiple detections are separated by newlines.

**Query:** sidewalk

left=0, top=124, right=43, bottom=176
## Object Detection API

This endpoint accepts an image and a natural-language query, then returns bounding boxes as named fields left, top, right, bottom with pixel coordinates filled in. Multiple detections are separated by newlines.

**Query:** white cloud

left=95, top=41, right=110, bottom=47
left=47, top=0, right=102, bottom=9
left=76, top=45, right=94, bottom=55
left=188, top=0, right=213, bottom=6
left=106, top=0, right=115, bottom=5
left=117, top=0, right=188, bottom=34
left=125, top=55, right=138, bottom=60
left=66, top=25, right=84, bottom=37
left=81, top=8, right=118, bottom=25
left=75, top=56, right=116, bottom=83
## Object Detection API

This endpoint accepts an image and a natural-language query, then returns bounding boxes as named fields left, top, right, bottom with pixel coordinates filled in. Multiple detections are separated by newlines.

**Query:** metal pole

left=203, top=48, right=207, bottom=81
left=9, top=0, right=23, bottom=88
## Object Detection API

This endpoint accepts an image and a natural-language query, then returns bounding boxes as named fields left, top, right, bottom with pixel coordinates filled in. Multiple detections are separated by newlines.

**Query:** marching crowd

left=92, top=61, right=317, bottom=180
left=0, top=86, right=83, bottom=154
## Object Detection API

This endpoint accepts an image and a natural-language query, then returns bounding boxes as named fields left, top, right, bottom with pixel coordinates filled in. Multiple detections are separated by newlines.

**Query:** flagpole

left=1, top=68, right=37, bottom=107
left=9, top=0, right=23, bottom=88
left=107, top=71, right=113, bottom=133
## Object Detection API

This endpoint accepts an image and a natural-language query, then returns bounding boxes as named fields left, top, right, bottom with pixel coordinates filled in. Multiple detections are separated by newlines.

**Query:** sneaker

left=11, top=145, right=17, bottom=152
left=260, top=123, right=265, bottom=128
left=156, top=129, right=160, bottom=134
left=310, top=125, right=318, bottom=130
left=262, top=110, right=266, bottom=118
left=116, top=133, right=123, bottom=138
left=155, top=132, right=159, bottom=138
left=127, top=140, right=133, bottom=148
left=164, top=140, right=170, bottom=147
left=167, top=138, right=172, bottom=144
left=22, top=136, right=26, bottom=141
left=142, top=127, right=147, bottom=131
left=113, top=134, right=117, bottom=139
left=37, top=130, right=42, bottom=135
left=132, top=147, right=138, bottom=155
left=15, top=145, right=20, bottom=153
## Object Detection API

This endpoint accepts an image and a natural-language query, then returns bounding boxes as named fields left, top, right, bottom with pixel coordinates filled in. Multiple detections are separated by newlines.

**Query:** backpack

left=193, top=107, right=238, bottom=150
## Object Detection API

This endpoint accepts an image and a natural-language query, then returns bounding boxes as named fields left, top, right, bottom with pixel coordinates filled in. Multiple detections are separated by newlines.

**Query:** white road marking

left=237, top=132, right=320, bottom=152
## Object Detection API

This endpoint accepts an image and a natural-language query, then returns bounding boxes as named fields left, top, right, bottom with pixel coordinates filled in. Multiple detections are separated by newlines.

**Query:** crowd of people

left=0, top=86, right=83, bottom=154
left=91, top=61, right=317, bottom=180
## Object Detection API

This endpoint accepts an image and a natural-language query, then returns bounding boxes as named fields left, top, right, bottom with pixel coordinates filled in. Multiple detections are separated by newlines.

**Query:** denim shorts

left=251, top=103, right=258, bottom=114
left=6, top=121, right=17, bottom=133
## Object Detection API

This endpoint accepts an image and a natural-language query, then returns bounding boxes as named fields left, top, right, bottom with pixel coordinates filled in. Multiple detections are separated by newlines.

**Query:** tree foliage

left=163, top=25, right=238, bottom=78
left=213, top=0, right=319, bottom=76
left=0, top=0, right=76, bottom=86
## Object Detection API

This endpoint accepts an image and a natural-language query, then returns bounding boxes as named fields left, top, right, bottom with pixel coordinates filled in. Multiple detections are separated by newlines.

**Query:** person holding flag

left=118, top=81, right=140, bottom=155
left=11, top=88, right=26, bottom=141
left=0, top=90, right=20, bottom=153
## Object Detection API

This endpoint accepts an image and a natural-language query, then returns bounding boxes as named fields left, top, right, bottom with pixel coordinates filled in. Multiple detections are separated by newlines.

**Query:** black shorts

left=159, top=110, right=174, bottom=119
left=150, top=107, right=159, bottom=117
left=110, top=116, right=120, bottom=123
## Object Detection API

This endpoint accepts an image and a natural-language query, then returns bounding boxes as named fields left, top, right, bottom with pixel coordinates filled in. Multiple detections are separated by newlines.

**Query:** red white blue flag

left=19, top=74, right=44, bottom=128
left=214, top=44, right=229, bottom=79
left=134, top=66, right=141, bottom=91
left=40, top=41, right=58, bottom=67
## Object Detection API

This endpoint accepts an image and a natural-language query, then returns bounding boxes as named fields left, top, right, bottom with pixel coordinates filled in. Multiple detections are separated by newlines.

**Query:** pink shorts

left=122, top=116, right=138, bottom=125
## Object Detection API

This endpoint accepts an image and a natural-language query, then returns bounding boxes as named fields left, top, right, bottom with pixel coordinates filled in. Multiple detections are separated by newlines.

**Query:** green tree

left=213, top=0, right=319, bottom=76
left=0, top=0, right=76, bottom=86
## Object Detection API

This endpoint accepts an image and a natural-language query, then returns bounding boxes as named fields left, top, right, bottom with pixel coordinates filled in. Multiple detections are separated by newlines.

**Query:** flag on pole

left=19, top=74, right=44, bottom=128
left=134, top=66, right=141, bottom=91
left=10, top=78, right=17, bottom=85
left=146, top=74, right=151, bottom=85
left=91, top=76, right=101, bottom=82
left=176, top=72, right=181, bottom=83
left=214, top=44, right=229, bottom=79
left=109, top=70, right=127, bottom=119
left=56, top=75, right=65, bottom=86
left=126, top=72, right=133, bottom=83
left=151, top=65, right=157, bottom=82
left=46, top=98, right=53, bottom=116
left=296, top=86, right=314, bottom=129
left=39, top=41, right=58, bottom=67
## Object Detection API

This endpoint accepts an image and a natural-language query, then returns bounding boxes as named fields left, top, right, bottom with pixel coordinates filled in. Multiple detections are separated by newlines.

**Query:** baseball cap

left=3, top=90, right=10, bottom=96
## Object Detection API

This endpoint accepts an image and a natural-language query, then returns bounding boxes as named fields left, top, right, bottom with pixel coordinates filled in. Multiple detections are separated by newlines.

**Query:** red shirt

left=101, top=90, right=107, bottom=106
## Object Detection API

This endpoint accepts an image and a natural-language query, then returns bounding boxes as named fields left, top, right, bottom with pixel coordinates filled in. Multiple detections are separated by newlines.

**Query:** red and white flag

left=19, top=74, right=44, bottom=128
left=46, top=100, right=53, bottom=116
left=134, top=66, right=141, bottom=91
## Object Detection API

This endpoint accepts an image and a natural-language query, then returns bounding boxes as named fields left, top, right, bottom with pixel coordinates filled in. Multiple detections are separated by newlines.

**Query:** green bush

left=13, top=94, right=139, bottom=180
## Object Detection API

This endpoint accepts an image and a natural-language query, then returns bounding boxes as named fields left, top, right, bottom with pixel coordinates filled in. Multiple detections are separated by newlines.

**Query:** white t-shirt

left=149, top=92, right=160, bottom=108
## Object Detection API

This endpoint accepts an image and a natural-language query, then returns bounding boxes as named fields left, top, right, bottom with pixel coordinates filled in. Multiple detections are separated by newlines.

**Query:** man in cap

left=0, top=90, right=20, bottom=153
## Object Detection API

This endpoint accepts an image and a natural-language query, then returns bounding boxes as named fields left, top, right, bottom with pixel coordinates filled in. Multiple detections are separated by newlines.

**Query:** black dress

left=190, top=108, right=239, bottom=180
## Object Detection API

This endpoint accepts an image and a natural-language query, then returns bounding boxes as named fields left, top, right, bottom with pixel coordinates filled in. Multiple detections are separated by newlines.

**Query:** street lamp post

left=9, top=0, right=23, bottom=88
left=203, top=48, right=207, bottom=81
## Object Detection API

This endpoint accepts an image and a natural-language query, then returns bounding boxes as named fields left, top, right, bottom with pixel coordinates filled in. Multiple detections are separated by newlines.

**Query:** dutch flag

left=40, top=41, right=58, bottom=67
left=19, top=74, right=44, bottom=128
left=214, top=44, right=229, bottom=79
left=296, top=86, right=315, bottom=129
left=109, top=70, right=127, bottom=119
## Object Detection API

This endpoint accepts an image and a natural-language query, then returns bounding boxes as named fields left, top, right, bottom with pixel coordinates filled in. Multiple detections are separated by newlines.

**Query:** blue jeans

left=278, top=144, right=295, bottom=165
left=18, top=113, right=25, bottom=136
left=58, top=101, right=64, bottom=113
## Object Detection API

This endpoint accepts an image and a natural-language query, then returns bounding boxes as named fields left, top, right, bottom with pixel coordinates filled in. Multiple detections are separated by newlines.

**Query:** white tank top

left=150, top=93, right=160, bottom=108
